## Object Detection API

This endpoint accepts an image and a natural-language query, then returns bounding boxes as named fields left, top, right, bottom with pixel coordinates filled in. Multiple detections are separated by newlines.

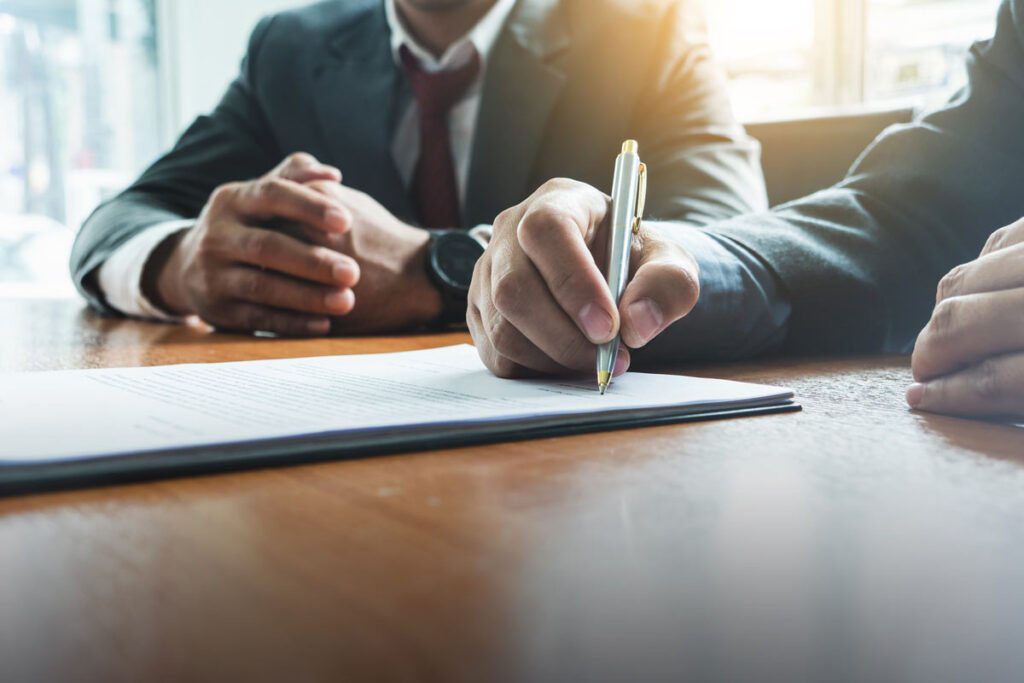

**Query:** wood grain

left=3, top=298, right=1024, bottom=683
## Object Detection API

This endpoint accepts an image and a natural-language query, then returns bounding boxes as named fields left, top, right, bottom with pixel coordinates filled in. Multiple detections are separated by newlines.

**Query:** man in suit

left=71, top=0, right=765, bottom=337
left=469, top=0, right=1024, bottom=419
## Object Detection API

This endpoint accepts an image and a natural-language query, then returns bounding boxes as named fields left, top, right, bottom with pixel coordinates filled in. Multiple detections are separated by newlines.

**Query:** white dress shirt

left=98, top=0, right=516, bottom=320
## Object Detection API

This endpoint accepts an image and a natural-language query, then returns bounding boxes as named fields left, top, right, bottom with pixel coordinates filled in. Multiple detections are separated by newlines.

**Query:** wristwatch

left=426, top=230, right=486, bottom=326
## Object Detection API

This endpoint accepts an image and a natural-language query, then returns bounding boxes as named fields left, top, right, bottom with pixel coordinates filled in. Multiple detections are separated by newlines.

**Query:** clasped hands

left=150, top=152, right=441, bottom=336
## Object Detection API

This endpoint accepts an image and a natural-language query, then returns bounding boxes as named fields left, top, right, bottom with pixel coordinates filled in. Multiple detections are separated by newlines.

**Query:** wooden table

left=3, top=298, right=1024, bottom=683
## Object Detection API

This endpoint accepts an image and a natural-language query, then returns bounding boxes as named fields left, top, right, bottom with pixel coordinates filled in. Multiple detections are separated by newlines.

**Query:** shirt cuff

left=96, top=220, right=194, bottom=322
left=638, top=224, right=791, bottom=361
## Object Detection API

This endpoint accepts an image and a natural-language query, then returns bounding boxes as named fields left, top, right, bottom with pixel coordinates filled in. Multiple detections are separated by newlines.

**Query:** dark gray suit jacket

left=72, top=0, right=766, bottom=314
left=710, top=0, right=1024, bottom=355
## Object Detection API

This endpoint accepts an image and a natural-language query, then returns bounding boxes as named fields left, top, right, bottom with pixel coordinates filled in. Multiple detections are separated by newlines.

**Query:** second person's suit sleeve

left=707, top=0, right=1024, bottom=355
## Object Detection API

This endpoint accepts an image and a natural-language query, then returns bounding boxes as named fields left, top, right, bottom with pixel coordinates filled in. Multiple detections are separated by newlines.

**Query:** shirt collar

left=385, top=0, right=517, bottom=73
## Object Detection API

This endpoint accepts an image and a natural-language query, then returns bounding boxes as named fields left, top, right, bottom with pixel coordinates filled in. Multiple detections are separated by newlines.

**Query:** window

left=0, top=0, right=161, bottom=295
left=0, top=0, right=1008, bottom=295
left=706, top=0, right=1001, bottom=120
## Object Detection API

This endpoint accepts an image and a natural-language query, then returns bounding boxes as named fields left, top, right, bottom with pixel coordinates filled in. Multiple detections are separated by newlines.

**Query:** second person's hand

left=148, top=153, right=361, bottom=336
left=908, top=216, right=1024, bottom=418
left=468, top=179, right=701, bottom=378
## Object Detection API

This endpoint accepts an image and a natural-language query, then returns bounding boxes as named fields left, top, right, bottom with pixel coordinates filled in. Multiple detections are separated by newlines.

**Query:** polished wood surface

left=3, top=298, right=1024, bottom=683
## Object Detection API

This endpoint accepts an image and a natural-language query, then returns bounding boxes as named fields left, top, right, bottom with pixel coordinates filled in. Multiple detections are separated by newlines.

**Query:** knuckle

left=488, top=314, right=520, bottom=357
left=523, top=207, right=571, bottom=239
left=195, top=228, right=229, bottom=263
left=254, top=177, right=290, bottom=206
left=539, top=177, right=578, bottom=194
left=491, top=271, right=523, bottom=317
left=244, top=232, right=273, bottom=262
left=516, top=212, right=544, bottom=245
left=929, top=298, right=959, bottom=339
left=286, top=152, right=315, bottom=168
left=973, top=359, right=1004, bottom=402
left=984, top=226, right=1010, bottom=254
left=936, top=264, right=966, bottom=302
left=209, top=183, right=239, bottom=210
left=260, top=177, right=287, bottom=198
left=662, top=259, right=700, bottom=300
left=306, top=179, right=337, bottom=196
left=493, top=207, right=519, bottom=235
left=309, top=246, right=334, bottom=272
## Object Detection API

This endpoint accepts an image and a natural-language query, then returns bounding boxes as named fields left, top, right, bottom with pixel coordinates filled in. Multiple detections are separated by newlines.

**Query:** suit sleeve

left=635, top=0, right=768, bottom=225
left=708, top=0, right=1024, bottom=355
left=70, top=16, right=284, bottom=314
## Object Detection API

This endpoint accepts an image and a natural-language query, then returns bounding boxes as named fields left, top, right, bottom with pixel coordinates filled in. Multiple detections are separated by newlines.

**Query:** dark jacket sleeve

left=636, top=0, right=768, bottom=225
left=710, top=0, right=1024, bottom=354
left=70, top=17, right=283, bottom=313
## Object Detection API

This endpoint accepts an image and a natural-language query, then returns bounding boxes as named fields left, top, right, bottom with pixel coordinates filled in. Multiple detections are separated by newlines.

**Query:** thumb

left=271, top=152, right=342, bottom=184
left=618, top=228, right=700, bottom=349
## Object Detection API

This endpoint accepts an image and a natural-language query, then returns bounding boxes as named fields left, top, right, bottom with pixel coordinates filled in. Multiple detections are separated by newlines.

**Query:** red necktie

left=400, top=45, right=481, bottom=229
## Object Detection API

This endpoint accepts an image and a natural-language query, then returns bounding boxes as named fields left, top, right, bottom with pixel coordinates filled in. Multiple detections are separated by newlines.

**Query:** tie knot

left=400, top=45, right=481, bottom=118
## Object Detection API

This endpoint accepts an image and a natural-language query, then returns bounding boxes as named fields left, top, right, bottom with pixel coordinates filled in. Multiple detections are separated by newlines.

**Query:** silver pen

left=597, top=140, right=647, bottom=395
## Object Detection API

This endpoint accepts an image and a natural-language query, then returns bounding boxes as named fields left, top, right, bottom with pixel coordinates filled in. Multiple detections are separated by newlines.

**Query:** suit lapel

left=311, top=4, right=415, bottom=223
left=464, top=0, right=570, bottom=227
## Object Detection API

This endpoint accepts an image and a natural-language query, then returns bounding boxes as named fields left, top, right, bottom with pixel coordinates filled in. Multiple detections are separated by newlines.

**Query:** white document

left=0, top=345, right=793, bottom=467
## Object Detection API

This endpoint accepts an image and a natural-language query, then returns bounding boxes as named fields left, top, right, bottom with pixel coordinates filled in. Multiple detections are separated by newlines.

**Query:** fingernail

left=579, top=303, right=614, bottom=343
left=308, top=319, right=330, bottom=335
left=613, top=348, right=630, bottom=376
left=325, top=290, right=351, bottom=312
left=627, top=299, right=664, bottom=346
left=906, top=383, right=925, bottom=409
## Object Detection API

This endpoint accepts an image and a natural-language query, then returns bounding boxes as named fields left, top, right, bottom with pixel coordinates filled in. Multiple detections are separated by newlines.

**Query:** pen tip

left=599, top=382, right=608, bottom=396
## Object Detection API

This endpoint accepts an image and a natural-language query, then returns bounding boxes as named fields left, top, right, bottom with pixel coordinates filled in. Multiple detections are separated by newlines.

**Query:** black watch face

left=432, top=233, right=484, bottom=292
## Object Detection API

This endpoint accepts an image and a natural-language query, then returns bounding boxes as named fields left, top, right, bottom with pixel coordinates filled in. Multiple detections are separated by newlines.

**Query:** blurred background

left=0, top=0, right=1001, bottom=298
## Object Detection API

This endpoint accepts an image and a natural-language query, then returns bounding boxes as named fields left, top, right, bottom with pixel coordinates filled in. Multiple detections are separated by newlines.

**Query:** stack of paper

left=0, top=345, right=796, bottom=492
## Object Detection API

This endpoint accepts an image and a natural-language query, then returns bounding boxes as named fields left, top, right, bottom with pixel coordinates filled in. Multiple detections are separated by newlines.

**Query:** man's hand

left=305, top=181, right=443, bottom=333
left=908, top=216, right=1024, bottom=418
left=150, top=153, right=360, bottom=336
left=468, top=179, right=700, bottom=378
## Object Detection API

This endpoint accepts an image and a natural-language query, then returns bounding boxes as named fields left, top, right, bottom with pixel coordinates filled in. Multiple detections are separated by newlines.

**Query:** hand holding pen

left=467, top=152, right=700, bottom=382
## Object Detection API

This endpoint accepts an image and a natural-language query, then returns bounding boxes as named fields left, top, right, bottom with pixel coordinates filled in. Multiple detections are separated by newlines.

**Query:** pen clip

left=633, top=162, right=647, bottom=235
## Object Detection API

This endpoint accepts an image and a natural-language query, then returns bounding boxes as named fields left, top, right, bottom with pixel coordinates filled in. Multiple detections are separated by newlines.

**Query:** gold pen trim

left=633, top=162, right=647, bottom=235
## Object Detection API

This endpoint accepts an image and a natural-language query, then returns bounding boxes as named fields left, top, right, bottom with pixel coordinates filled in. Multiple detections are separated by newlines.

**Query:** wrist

left=402, top=228, right=444, bottom=325
left=145, top=230, right=192, bottom=316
